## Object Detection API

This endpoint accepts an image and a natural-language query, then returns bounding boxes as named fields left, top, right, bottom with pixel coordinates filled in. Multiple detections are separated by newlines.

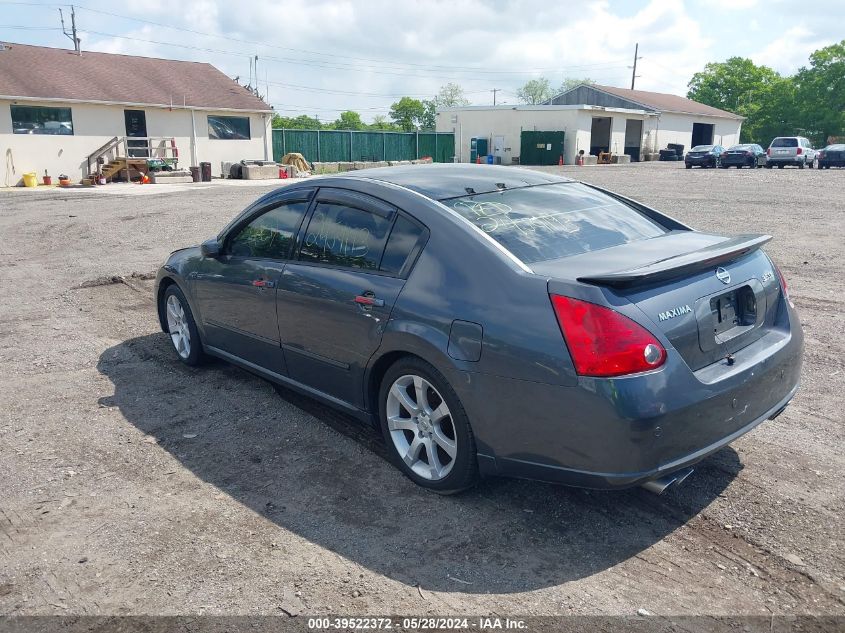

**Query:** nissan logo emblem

left=716, top=267, right=731, bottom=284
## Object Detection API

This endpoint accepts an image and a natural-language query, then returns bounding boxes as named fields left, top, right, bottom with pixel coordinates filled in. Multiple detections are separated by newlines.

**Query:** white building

left=436, top=83, right=744, bottom=166
left=0, top=42, right=273, bottom=185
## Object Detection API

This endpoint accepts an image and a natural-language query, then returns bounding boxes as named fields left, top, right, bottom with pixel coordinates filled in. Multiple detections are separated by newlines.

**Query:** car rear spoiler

left=577, top=234, right=773, bottom=288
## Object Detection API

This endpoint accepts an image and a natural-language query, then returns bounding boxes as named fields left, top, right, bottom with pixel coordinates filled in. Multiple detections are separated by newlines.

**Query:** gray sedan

left=155, top=165, right=803, bottom=494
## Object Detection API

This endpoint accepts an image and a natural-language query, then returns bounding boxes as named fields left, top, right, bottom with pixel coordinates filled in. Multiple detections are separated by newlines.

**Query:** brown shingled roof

left=0, top=42, right=271, bottom=112
left=588, top=84, right=742, bottom=119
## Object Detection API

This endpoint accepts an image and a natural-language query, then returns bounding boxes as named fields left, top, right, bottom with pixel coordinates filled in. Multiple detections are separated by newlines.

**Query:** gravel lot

left=0, top=162, right=843, bottom=618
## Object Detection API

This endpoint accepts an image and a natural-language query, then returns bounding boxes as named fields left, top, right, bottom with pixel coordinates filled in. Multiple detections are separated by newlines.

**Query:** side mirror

left=200, top=238, right=221, bottom=258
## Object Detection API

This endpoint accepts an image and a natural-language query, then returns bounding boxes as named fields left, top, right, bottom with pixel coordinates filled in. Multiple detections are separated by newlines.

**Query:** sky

left=1, top=0, right=842, bottom=122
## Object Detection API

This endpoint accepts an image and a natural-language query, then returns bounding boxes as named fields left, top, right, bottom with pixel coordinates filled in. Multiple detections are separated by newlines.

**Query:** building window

left=208, top=115, right=250, bottom=140
left=11, top=105, right=74, bottom=135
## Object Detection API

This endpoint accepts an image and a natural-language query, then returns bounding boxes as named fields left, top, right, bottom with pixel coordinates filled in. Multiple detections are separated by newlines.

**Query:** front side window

left=227, top=201, right=309, bottom=259
left=11, top=105, right=73, bottom=135
left=446, top=183, right=666, bottom=264
left=208, top=115, right=250, bottom=140
left=300, top=202, right=392, bottom=270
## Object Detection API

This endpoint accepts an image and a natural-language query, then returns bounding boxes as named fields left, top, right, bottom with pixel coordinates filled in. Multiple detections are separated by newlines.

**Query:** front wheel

left=685, top=163, right=692, bottom=169
left=163, top=285, right=205, bottom=365
left=379, top=358, right=478, bottom=493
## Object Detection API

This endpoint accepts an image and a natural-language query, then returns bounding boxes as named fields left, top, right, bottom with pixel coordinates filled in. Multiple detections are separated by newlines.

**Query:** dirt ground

left=0, top=163, right=843, bottom=618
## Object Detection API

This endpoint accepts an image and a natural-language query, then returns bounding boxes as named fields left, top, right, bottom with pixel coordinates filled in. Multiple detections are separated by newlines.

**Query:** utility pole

left=59, top=6, right=80, bottom=54
left=491, top=88, right=500, bottom=106
left=629, top=43, right=642, bottom=90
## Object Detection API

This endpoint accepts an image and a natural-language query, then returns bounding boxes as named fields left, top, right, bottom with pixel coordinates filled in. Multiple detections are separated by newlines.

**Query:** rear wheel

left=778, top=164, right=784, bottom=169
left=799, top=161, right=805, bottom=169
left=685, top=163, right=692, bottom=169
left=379, top=357, right=478, bottom=493
left=163, top=285, right=205, bottom=366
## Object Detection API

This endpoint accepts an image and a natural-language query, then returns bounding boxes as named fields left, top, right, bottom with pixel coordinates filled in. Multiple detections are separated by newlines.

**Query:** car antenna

left=495, top=182, right=507, bottom=189
left=465, top=187, right=476, bottom=195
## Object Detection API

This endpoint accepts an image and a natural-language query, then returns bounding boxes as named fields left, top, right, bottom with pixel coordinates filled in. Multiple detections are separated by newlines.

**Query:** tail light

left=796, top=147, right=803, bottom=155
left=745, top=151, right=753, bottom=156
left=767, top=148, right=771, bottom=156
left=550, top=295, right=666, bottom=377
left=721, top=152, right=728, bottom=158
left=773, top=263, right=794, bottom=308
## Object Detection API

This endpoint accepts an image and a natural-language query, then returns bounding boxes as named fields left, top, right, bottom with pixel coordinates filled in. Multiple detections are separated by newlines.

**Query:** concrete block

left=581, top=155, right=598, bottom=165
left=375, top=161, right=389, bottom=168
left=150, top=173, right=194, bottom=184
left=352, top=161, right=367, bottom=170
left=243, top=164, right=282, bottom=180
left=317, top=162, right=338, bottom=174
left=337, top=162, right=354, bottom=172
left=612, top=154, right=631, bottom=164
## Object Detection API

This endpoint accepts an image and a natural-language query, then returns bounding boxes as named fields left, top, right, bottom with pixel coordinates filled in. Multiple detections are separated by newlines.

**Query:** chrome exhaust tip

left=640, top=467, right=694, bottom=495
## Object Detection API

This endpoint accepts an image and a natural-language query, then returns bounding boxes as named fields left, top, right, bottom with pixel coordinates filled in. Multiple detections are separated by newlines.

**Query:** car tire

left=378, top=357, right=479, bottom=494
left=685, top=163, right=692, bottom=169
left=799, top=161, right=805, bottom=169
left=778, top=164, right=784, bottom=169
left=162, top=285, right=205, bottom=366
left=765, top=164, right=772, bottom=169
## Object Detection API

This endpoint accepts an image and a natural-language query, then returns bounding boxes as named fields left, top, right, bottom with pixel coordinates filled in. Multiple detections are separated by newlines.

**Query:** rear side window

left=227, top=201, right=309, bottom=259
left=446, top=183, right=666, bottom=264
left=771, top=138, right=798, bottom=148
left=300, top=202, right=392, bottom=270
left=381, top=215, right=424, bottom=275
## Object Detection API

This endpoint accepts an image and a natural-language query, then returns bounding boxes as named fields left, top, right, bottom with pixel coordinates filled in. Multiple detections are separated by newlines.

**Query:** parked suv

left=766, top=137, right=816, bottom=169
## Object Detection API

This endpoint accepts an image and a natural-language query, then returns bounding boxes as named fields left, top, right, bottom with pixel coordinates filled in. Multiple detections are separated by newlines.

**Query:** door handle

left=252, top=279, right=276, bottom=288
left=355, top=293, right=384, bottom=307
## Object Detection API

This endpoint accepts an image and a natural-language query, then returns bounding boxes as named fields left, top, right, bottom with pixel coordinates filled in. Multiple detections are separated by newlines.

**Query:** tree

left=794, top=40, right=845, bottom=145
left=434, top=82, right=470, bottom=108
left=333, top=110, right=364, bottom=131
left=420, top=100, right=436, bottom=130
left=687, top=57, right=792, bottom=144
left=271, top=113, right=323, bottom=129
left=368, top=115, right=400, bottom=131
left=517, top=77, right=553, bottom=105
left=557, top=77, right=594, bottom=96
left=389, top=96, right=427, bottom=131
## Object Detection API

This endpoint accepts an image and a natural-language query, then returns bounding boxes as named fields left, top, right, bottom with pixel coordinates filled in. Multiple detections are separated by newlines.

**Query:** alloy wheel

left=165, top=294, right=191, bottom=359
left=386, top=374, right=457, bottom=481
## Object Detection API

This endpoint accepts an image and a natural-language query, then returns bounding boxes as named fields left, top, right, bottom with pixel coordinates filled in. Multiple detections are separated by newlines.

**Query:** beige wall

left=436, top=106, right=653, bottom=165
left=653, top=112, right=742, bottom=151
left=437, top=106, right=742, bottom=165
left=0, top=99, right=271, bottom=185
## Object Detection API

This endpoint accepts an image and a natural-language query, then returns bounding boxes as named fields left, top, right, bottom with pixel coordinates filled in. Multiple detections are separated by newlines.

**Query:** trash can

left=22, top=172, right=37, bottom=188
left=200, top=162, right=212, bottom=182
left=486, top=155, right=494, bottom=164
left=189, top=166, right=201, bottom=182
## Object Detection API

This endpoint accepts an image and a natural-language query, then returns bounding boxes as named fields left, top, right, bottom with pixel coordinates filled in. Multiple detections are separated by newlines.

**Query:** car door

left=276, top=188, right=427, bottom=408
left=191, top=191, right=313, bottom=374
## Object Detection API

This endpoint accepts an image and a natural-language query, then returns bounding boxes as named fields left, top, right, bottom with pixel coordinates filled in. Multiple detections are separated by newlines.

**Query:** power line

left=1, top=1, right=632, bottom=77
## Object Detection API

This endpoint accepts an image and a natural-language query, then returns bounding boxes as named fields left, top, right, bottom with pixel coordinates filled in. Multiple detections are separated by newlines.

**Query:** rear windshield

left=691, top=145, right=714, bottom=151
left=771, top=138, right=798, bottom=147
left=446, top=183, right=666, bottom=264
left=729, top=144, right=751, bottom=150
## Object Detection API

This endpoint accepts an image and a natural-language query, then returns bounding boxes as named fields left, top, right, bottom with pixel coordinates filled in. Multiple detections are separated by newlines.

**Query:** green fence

left=272, top=129, right=455, bottom=164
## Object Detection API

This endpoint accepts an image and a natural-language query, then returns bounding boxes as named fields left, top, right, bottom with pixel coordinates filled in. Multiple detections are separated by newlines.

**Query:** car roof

left=328, top=163, right=573, bottom=200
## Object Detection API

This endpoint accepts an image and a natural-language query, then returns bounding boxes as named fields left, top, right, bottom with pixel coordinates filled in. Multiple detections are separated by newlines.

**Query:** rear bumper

left=463, top=306, right=804, bottom=490
left=487, top=383, right=797, bottom=489
left=767, top=156, right=805, bottom=165
left=685, top=157, right=716, bottom=166
left=722, top=156, right=755, bottom=166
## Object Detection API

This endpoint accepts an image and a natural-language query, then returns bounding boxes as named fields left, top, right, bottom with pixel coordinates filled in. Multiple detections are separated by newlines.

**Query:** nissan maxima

left=155, top=164, right=803, bottom=494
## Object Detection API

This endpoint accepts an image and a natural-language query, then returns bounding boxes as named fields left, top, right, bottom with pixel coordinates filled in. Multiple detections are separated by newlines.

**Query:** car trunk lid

left=537, top=231, right=783, bottom=372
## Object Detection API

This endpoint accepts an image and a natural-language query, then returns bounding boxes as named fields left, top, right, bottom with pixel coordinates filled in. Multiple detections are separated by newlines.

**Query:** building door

left=691, top=122, right=714, bottom=147
left=624, top=119, right=643, bottom=161
left=589, top=117, right=611, bottom=155
left=124, top=109, right=148, bottom=158
left=519, top=131, right=564, bottom=165
left=493, top=135, right=505, bottom=163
